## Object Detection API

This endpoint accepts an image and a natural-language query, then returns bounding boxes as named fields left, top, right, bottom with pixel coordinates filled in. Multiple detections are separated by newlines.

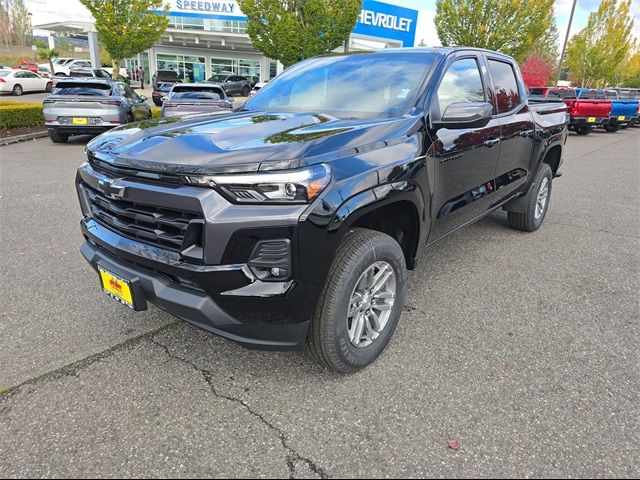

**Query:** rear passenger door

left=428, top=53, right=502, bottom=240
left=486, top=56, right=535, bottom=202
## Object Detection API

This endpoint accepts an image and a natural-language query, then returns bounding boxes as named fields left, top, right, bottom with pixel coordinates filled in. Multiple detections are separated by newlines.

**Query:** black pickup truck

left=76, top=48, right=569, bottom=372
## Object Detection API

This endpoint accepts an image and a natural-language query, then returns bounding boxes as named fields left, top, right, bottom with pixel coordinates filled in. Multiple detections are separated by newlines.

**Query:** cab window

left=488, top=59, right=522, bottom=114
left=436, top=58, right=485, bottom=114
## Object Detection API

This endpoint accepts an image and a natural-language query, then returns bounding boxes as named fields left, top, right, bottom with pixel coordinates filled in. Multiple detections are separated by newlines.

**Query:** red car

left=529, top=87, right=611, bottom=135
left=12, top=60, right=38, bottom=74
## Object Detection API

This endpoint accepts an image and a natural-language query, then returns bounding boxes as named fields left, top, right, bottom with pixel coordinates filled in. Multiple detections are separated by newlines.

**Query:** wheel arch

left=329, top=189, right=425, bottom=270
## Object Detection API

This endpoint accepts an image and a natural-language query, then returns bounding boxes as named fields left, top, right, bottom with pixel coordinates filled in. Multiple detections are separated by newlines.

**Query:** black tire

left=241, top=85, right=250, bottom=97
left=308, top=228, right=408, bottom=373
left=507, top=163, right=553, bottom=232
left=604, top=124, right=620, bottom=133
left=575, top=126, right=591, bottom=135
left=12, top=84, right=23, bottom=96
left=49, top=131, right=69, bottom=144
left=45, top=82, right=53, bottom=93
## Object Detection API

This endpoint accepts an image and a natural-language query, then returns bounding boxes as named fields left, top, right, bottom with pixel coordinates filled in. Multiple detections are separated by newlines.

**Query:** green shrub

left=0, top=102, right=44, bottom=130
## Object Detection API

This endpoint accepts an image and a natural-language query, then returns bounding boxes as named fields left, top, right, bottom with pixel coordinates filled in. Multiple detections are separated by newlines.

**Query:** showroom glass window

left=488, top=59, right=522, bottom=114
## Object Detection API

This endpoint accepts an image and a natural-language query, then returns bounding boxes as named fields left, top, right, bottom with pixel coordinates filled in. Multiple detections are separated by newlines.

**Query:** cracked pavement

left=0, top=130, right=639, bottom=478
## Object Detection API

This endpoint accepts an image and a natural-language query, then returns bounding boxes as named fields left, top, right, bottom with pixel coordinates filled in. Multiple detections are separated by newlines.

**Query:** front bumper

left=76, top=162, right=321, bottom=350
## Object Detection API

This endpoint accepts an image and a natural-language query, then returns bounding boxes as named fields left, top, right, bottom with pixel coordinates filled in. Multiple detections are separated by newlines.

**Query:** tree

left=38, top=48, right=59, bottom=78
left=530, top=19, right=559, bottom=63
left=0, top=0, right=31, bottom=48
left=434, top=0, right=555, bottom=62
left=237, top=0, right=361, bottom=68
left=520, top=53, right=554, bottom=87
left=565, top=0, right=635, bottom=87
left=79, top=0, right=169, bottom=80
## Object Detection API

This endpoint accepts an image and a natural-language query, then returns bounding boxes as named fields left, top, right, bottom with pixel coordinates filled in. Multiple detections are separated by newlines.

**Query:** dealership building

left=35, top=0, right=419, bottom=83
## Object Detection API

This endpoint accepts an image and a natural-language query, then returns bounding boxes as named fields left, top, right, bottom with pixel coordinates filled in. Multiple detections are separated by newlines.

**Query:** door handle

left=484, top=138, right=500, bottom=148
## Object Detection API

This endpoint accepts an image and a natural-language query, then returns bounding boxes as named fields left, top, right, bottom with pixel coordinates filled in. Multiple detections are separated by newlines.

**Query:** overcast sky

left=26, top=0, right=640, bottom=47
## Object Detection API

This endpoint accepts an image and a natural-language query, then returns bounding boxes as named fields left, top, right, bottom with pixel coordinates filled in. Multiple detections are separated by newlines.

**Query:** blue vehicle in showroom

left=577, top=88, right=640, bottom=131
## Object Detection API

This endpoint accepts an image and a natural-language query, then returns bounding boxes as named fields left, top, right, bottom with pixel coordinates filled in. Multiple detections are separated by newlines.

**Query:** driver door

left=428, top=54, right=501, bottom=241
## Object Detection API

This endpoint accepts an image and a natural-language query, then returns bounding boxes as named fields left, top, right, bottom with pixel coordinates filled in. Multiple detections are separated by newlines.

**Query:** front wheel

left=507, top=163, right=553, bottom=232
left=308, top=229, right=407, bottom=373
left=575, top=126, right=591, bottom=135
left=604, top=124, right=620, bottom=133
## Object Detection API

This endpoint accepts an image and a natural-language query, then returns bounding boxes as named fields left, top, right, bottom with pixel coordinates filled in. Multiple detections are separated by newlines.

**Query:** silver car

left=43, top=78, right=151, bottom=143
left=161, top=83, right=234, bottom=118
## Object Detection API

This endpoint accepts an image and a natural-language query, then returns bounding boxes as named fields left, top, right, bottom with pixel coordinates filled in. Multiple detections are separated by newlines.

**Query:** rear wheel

left=45, top=82, right=53, bottom=93
left=604, top=124, right=620, bottom=133
left=12, top=84, right=23, bottom=96
left=507, top=163, right=553, bottom=232
left=308, top=229, right=407, bottom=373
left=49, top=131, right=69, bottom=144
left=241, top=86, right=250, bottom=97
left=575, top=126, right=591, bottom=135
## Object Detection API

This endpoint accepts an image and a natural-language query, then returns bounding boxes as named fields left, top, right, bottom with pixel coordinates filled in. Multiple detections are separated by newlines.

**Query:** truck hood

left=86, top=111, right=419, bottom=175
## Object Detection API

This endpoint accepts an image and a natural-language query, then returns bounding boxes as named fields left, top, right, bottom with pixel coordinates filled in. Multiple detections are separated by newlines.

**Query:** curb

left=0, top=131, right=49, bottom=146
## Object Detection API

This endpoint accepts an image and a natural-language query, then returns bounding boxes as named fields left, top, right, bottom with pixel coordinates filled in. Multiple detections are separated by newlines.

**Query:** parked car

left=75, top=48, right=569, bottom=372
left=47, top=67, right=114, bottom=90
left=13, top=60, right=39, bottom=73
left=0, top=69, right=53, bottom=95
left=577, top=88, right=639, bottom=130
left=161, top=83, right=234, bottom=118
left=206, top=73, right=251, bottom=97
left=248, top=81, right=268, bottom=98
left=39, top=58, right=93, bottom=76
left=529, top=87, right=611, bottom=135
left=152, top=70, right=183, bottom=106
left=43, top=79, right=151, bottom=143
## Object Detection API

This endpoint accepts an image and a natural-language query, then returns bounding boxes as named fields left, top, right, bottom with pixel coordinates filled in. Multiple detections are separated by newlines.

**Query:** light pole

left=556, top=0, right=577, bottom=85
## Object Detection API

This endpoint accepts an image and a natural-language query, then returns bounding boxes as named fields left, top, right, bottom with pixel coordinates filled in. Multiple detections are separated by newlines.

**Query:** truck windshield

left=54, top=82, right=112, bottom=96
left=244, top=52, right=436, bottom=119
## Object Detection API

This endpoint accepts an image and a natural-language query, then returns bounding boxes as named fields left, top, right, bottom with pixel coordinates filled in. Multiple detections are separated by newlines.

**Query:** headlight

left=184, top=164, right=332, bottom=204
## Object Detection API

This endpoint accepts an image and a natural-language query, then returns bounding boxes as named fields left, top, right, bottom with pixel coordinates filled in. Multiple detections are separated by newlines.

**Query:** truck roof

left=322, top=47, right=517, bottom=62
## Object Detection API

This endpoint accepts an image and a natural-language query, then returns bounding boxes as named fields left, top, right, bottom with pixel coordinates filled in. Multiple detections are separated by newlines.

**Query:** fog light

left=248, top=239, right=292, bottom=282
left=270, top=267, right=287, bottom=277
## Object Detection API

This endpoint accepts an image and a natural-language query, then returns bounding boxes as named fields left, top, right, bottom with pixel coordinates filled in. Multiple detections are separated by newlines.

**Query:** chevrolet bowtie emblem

left=98, top=178, right=126, bottom=199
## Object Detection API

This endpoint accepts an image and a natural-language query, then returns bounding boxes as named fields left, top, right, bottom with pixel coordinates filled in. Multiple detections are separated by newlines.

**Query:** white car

left=248, top=81, right=268, bottom=98
left=38, top=58, right=93, bottom=76
left=0, top=69, right=53, bottom=95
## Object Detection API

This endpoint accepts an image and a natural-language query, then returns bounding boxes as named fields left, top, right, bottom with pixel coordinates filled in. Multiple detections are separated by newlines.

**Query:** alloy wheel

left=347, top=261, right=397, bottom=348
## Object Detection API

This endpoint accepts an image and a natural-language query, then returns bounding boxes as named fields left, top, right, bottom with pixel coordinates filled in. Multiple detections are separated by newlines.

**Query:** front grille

left=83, top=183, right=203, bottom=252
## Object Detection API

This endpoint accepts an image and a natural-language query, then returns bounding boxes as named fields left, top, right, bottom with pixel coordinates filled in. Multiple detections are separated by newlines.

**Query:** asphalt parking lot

left=0, top=129, right=638, bottom=478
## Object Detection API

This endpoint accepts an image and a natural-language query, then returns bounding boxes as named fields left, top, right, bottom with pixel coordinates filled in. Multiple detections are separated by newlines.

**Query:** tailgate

left=573, top=100, right=611, bottom=117
left=611, top=100, right=639, bottom=117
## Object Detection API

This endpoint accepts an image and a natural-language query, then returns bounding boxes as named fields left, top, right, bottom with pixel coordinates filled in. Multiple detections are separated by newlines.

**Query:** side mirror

left=432, top=102, right=493, bottom=130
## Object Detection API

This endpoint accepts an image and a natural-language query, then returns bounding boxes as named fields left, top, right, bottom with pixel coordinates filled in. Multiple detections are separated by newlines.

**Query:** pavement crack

left=149, top=337, right=329, bottom=479
left=0, top=321, right=180, bottom=398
